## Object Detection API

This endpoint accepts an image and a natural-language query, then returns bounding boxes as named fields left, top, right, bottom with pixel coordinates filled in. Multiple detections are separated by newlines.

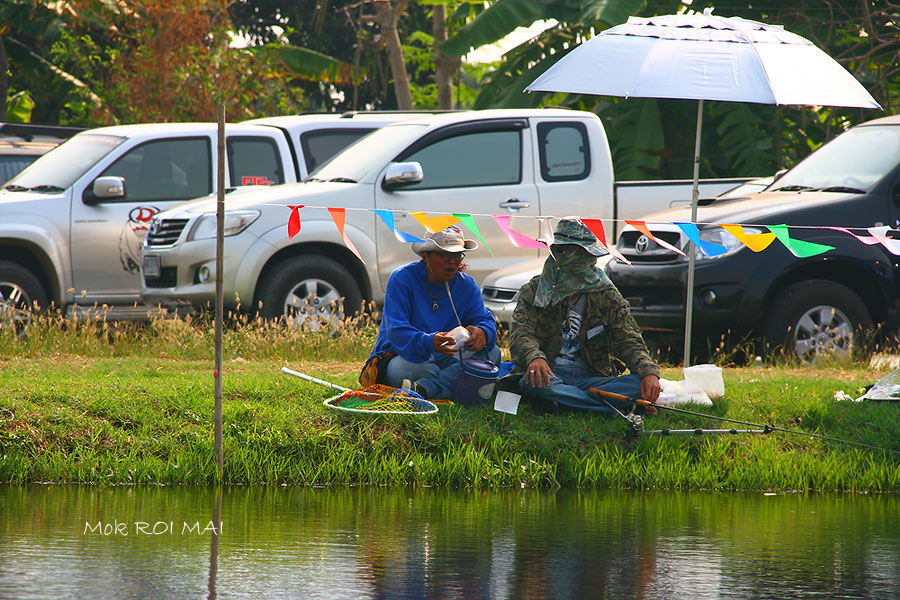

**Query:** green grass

left=1, top=313, right=899, bottom=490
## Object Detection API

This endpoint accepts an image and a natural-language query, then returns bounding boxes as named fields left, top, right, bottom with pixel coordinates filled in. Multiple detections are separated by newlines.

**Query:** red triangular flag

left=287, top=205, right=304, bottom=240
left=581, top=218, right=631, bottom=265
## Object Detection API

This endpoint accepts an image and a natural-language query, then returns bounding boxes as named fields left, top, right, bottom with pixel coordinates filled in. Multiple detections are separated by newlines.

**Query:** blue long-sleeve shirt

left=370, top=261, right=497, bottom=362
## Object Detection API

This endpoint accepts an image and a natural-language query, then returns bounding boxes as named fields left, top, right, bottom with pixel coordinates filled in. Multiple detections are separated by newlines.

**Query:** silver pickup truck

left=140, top=108, right=750, bottom=328
left=0, top=113, right=419, bottom=332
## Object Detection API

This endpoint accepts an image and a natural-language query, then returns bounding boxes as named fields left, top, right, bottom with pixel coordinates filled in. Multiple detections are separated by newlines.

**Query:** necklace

left=426, top=280, right=445, bottom=310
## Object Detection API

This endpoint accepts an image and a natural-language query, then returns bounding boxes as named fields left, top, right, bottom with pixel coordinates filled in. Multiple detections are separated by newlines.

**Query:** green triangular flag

left=768, top=224, right=834, bottom=258
left=454, top=213, right=493, bottom=256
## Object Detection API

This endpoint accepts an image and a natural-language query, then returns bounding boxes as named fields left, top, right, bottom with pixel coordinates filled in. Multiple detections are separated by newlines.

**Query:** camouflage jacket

left=509, top=275, right=660, bottom=380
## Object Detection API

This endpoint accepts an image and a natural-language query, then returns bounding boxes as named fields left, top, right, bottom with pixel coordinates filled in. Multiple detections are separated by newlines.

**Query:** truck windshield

left=309, top=123, right=428, bottom=183
left=773, top=125, right=900, bottom=193
left=4, top=134, right=125, bottom=191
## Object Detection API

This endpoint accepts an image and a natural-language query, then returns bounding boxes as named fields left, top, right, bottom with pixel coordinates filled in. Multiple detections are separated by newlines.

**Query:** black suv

left=607, top=114, right=900, bottom=363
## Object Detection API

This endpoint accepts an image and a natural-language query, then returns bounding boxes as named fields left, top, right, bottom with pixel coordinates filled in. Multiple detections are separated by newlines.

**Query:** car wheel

left=762, top=280, right=871, bottom=364
left=256, top=256, right=362, bottom=331
left=0, top=261, right=48, bottom=338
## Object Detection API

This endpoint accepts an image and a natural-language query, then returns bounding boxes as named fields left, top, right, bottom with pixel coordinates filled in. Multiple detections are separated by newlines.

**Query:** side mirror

left=382, top=162, right=423, bottom=190
left=83, top=176, right=126, bottom=205
left=773, top=168, right=788, bottom=181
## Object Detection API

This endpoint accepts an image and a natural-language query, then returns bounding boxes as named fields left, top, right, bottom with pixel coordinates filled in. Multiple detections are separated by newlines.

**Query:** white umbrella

left=526, top=7, right=881, bottom=365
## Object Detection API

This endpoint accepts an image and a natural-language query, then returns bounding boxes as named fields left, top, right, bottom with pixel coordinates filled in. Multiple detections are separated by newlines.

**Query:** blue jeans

left=385, top=346, right=502, bottom=401
left=518, top=365, right=642, bottom=414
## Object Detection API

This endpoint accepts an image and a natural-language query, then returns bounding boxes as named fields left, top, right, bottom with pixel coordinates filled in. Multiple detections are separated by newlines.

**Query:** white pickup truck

left=140, top=108, right=750, bottom=326
left=0, top=113, right=419, bottom=327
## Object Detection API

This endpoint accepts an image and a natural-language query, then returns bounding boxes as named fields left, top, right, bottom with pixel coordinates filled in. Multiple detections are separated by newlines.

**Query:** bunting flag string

left=374, top=209, right=424, bottom=243
left=287, top=205, right=304, bottom=240
left=825, top=226, right=881, bottom=247
left=281, top=204, right=900, bottom=264
left=866, top=226, right=900, bottom=255
left=454, top=213, right=494, bottom=256
left=327, top=207, right=366, bottom=264
left=674, top=222, right=728, bottom=256
left=721, top=224, right=776, bottom=252
left=491, top=215, right=547, bottom=248
left=625, top=220, right=685, bottom=255
left=410, top=211, right=460, bottom=233
left=768, top=224, right=834, bottom=258
left=581, top=218, right=631, bottom=265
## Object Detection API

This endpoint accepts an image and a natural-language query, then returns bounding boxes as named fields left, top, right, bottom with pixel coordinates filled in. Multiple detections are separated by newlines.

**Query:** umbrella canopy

left=525, top=8, right=881, bottom=365
left=527, top=9, right=880, bottom=109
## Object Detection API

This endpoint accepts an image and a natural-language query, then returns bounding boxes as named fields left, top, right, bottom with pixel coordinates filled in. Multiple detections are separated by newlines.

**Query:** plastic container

left=455, top=357, right=499, bottom=406
left=683, top=364, right=725, bottom=399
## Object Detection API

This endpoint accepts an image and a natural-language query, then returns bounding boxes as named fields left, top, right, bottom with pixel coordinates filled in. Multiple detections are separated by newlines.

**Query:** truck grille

left=144, top=267, right=177, bottom=288
left=146, top=218, right=189, bottom=246
left=617, top=230, right=684, bottom=264
left=482, top=287, right=518, bottom=303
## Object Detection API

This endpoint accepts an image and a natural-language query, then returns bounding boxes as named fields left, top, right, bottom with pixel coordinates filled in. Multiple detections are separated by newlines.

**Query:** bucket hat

left=551, top=217, right=608, bottom=257
left=412, top=225, right=478, bottom=256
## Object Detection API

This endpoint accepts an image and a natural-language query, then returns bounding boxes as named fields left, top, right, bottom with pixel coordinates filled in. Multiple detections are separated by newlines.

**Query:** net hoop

left=323, top=385, right=439, bottom=416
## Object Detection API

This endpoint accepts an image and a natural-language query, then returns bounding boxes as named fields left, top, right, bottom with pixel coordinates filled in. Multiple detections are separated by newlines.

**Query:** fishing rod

left=590, top=388, right=900, bottom=455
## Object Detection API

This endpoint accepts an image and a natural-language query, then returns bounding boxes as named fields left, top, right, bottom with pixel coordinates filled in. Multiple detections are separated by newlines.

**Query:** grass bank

left=1, top=313, right=899, bottom=490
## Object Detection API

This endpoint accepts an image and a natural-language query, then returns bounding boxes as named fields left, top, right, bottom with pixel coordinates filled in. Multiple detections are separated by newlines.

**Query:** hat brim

left=412, top=238, right=478, bottom=256
left=551, top=241, right=608, bottom=257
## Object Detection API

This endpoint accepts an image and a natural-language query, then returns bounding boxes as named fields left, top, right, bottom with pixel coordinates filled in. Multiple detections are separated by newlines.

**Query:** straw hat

left=412, top=225, right=478, bottom=256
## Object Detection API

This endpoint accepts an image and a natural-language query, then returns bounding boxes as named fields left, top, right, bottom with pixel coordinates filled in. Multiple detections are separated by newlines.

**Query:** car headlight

left=693, top=226, right=764, bottom=260
left=188, top=210, right=260, bottom=241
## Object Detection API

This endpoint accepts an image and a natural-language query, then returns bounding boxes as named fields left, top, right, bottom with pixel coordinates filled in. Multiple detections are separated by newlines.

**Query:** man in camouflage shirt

left=509, top=217, right=660, bottom=414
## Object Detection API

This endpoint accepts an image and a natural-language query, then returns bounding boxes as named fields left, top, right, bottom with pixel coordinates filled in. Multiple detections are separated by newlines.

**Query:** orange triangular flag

left=327, top=207, right=365, bottom=264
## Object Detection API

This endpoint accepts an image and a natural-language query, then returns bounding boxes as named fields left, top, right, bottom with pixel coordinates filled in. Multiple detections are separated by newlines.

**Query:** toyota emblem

left=635, top=235, right=651, bottom=254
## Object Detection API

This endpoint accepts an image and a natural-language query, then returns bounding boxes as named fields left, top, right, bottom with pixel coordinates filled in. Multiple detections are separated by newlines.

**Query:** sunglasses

left=431, top=251, right=465, bottom=262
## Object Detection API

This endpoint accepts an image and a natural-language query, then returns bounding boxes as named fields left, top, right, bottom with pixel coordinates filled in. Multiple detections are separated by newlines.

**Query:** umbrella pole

left=683, top=99, right=703, bottom=367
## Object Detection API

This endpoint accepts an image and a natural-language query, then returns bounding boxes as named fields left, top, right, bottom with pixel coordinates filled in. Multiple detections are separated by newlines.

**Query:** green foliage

left=5, top=91, right=34, bottom=123
left=604, top=98, right=665, bottom=180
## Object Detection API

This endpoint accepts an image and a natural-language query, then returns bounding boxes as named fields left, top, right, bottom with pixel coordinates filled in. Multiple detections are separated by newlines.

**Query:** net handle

left=281, top=367, right=349, bottom=391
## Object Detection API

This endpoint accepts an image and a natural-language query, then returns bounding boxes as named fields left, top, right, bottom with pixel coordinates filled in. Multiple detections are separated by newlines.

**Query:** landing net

left=324, top=384, right=439, bottom=415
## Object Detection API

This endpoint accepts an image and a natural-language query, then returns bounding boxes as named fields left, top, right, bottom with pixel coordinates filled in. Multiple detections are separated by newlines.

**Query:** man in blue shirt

left=369, top=226, right=500, bottom=400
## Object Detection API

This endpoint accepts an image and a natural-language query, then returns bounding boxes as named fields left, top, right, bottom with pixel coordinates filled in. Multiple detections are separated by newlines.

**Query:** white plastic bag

left=683, top=364, right=725, bottom=400
left=659, top=378, right=713, bottom=406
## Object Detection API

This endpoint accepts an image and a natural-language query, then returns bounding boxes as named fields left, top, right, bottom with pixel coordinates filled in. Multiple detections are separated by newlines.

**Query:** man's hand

left=525, top=357, right=554, bottom=388
left=641, top=374, right=661, bottom=403
left=433, top=332, right=459, bottom=355
left=464, top=325, right=487, bottom=351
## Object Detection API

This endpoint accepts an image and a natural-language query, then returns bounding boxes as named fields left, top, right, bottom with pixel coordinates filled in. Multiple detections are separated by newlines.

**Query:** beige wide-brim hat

left=412, top=225, right=478, bottom=256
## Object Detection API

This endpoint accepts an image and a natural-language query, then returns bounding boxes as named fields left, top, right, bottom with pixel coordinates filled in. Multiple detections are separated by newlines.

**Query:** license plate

left=143, top=255, right=161, bottom=278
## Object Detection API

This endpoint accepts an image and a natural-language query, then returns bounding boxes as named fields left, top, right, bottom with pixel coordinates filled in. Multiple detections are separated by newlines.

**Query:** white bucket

left=683, top=364, right=725, bottom=399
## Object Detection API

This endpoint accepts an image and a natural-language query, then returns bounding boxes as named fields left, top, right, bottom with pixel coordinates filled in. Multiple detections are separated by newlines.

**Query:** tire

left=0, top=260, right=49, bottom=338
left=255, top=255, right=363, bottom=330
left=762, top=280, right=872, bottom=364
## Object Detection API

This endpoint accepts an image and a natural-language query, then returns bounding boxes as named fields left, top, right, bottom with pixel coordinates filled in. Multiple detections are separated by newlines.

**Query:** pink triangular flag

left=491, top=215, right=546, bottom=249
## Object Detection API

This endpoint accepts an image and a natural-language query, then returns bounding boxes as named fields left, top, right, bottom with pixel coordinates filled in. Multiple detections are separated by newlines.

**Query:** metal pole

left=214, top=106, right=225, bottom=475
left=683, top=99, right=703, bottom=368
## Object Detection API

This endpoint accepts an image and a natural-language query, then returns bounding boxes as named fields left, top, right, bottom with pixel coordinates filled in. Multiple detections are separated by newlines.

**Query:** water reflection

left=0, top=485, right=898, bottom=599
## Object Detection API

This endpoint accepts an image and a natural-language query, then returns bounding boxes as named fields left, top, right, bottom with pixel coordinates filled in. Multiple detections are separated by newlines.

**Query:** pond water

left=1, top=485, right=898, bottom=599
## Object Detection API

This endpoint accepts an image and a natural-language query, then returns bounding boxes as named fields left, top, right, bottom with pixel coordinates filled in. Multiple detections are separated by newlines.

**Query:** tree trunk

left=373, top=0, right=412, bottom=110
left=432, top=4, right=459, bottom=110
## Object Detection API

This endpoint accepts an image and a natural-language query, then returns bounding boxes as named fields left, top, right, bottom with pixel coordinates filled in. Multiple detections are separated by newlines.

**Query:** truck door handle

left=499, top=198, right=530, bottom=212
